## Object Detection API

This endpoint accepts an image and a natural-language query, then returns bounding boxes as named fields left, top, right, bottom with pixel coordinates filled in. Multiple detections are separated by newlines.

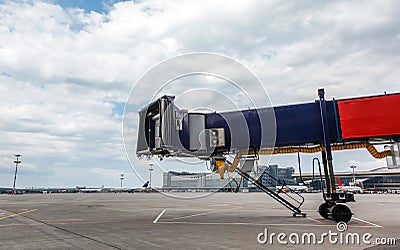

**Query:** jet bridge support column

left=318, top=89, right=354, bottom=223
left=321, top=151, right=331, bottom=195
left=318, top=89, right=336, bottom=195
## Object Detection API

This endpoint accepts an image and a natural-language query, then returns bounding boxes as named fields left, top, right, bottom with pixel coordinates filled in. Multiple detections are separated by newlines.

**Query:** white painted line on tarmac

left=307, top=217, right=326, bottom=224
left=153, top=209, right=166, bottom=224
left=152, top=208, right=382, bottom=228
left=155, top=221, right=381, bottom=228
left=136, top=239, right=163, bottom=248
left=353, top=217, right=383, bottom=228
left=167, top=210, right=221, bottom=221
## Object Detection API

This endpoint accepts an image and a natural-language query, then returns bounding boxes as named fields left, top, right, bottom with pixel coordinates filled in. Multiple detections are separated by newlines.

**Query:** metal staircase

left=236, top=168, right=306, bottom=217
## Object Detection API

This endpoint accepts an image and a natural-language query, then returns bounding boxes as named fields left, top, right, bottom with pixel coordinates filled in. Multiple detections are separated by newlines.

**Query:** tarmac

left=0, top=192, right=399, bottom=249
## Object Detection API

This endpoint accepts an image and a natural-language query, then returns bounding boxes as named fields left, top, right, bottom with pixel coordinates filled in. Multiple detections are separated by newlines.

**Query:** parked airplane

left=128, top=181, right=150, bottom=193
left=336, top=177, right=363, bottom=193
left=0, top=187, right=13, bottom=194
left=110, top=187, right=130, bottom=193
left=276, top=180, right=309, bottom=193
left=111, top=181, right=151, bottom=193
left=76, top=185, right=104, bottom=193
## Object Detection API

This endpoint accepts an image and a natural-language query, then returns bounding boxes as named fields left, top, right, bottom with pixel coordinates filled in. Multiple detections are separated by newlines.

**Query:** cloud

left=347, top=159, right=386, bottom=170
left=90, top=167, right=121, bottom=178
left=0, top=0, right=399, bottom=187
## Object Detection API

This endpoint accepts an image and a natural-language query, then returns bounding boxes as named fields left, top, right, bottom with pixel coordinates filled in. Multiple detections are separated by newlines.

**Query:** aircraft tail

left=336, top=176, right=343, bottom=186
left=142, top=181, right=149, bottom=188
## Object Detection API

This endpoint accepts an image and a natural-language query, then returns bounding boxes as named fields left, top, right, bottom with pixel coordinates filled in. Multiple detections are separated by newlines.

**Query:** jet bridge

left=136, top=89, right=400, bottom=222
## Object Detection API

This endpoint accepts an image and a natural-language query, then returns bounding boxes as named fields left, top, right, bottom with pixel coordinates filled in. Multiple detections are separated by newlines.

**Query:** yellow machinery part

left=215, top=159, right=226, bottom=179
left=218, top=142, right=391, bottom=178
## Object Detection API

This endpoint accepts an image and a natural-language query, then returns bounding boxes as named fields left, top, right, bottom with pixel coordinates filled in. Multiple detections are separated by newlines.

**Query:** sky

left=0, top=0, right=399, bottom=188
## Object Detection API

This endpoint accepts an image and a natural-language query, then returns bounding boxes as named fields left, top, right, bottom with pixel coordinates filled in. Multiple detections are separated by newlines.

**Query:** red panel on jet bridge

left=338, top=93, right=400, bottom=139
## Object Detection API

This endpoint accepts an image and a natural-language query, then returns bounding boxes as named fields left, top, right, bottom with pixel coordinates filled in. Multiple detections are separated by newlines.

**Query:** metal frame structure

left=136, top=89, right=400, bottom=222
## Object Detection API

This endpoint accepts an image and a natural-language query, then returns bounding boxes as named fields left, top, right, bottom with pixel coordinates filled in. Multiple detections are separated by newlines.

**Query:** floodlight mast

left=350, top=165, right=357, bottom=184
left=12, top=154, right=21, bottom=195
left=120, top=173, right=124, bottom=188
left=148, top=161, right=154, bottom=192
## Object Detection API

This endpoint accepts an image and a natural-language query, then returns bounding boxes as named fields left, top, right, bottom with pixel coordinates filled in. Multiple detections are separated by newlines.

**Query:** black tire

left=318, top=203, right=330, bottom=219
left=331, top=204, right=352, bottom=223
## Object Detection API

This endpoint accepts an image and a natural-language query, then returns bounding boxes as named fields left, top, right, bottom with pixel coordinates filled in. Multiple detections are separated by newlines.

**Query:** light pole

left=148, top=161, right=154, bottom=192
left=350, top=165, right=357, bottom=184
left=120, top=173, right=124, bottom=188
left=12, top=154, right=21, bottom=195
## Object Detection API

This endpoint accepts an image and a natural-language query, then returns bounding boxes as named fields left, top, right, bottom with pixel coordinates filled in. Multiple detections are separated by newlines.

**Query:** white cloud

left=0, top=0, right=399, bottom=187
left=347, top=159, right=386, bottom=170
left=90, top=167, right=121, bottom=177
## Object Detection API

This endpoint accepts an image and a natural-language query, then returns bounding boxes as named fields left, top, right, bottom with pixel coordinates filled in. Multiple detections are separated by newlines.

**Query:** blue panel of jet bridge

left=206, top=101, right=339, bottom=149
left=206, top=109, right=263, bottom=150
left=273, top=101, right=338, bottom=146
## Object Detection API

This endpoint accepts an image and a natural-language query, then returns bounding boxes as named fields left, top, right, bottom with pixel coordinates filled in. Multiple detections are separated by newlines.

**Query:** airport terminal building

left=162, top=171, right=247, bottom=191
left=162, top=165, right=296, bottom=191
left=257, top=164, right=295, bottom=188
